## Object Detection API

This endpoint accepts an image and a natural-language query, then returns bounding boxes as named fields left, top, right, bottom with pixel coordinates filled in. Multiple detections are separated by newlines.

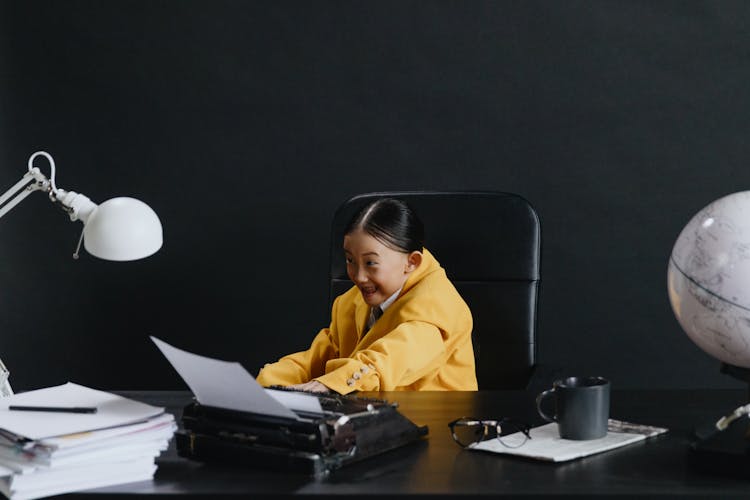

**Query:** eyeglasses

left=448, top=417, right=532, bottom=448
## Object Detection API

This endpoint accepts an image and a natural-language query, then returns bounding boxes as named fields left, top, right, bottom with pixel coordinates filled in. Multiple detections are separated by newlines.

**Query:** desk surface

left=71, top=389, right=750, bottom=498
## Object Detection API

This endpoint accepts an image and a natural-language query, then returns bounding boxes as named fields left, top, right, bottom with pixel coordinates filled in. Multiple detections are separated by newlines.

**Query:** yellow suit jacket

left=256, top=248, right=478, bottom=394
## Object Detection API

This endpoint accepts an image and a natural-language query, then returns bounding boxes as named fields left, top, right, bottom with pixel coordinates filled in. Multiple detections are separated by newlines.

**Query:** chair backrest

left=328, top=191, right=541, bottom=389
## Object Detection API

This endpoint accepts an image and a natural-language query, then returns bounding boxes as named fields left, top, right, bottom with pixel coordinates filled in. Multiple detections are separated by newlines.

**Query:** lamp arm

left=716, top=403, right=750, bottom=430
left=0, top=155, right=57, bottom=397
left=0, top=152, right=97, bottom=396
left=0, top=152, right=98, bottom=224
left=0, top=168, right=52, bottom=220
left=0, top=358, right=11, bottom=398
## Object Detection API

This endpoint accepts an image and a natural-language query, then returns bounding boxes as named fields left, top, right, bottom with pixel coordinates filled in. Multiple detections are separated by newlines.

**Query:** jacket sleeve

left=314, top=320, right=445, bottom=394
left=255, top=298, right=343, bottom=387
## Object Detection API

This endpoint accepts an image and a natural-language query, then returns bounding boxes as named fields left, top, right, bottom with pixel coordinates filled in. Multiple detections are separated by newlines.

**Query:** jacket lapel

left=354, top=299, right=369, bottom=337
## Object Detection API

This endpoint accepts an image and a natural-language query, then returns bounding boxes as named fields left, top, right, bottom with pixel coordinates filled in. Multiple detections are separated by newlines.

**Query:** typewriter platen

left=175, top=387, right=429, bottom=476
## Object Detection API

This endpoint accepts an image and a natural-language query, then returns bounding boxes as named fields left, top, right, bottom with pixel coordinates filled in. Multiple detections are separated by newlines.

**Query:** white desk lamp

left=0, top=151, right=163, bottom=396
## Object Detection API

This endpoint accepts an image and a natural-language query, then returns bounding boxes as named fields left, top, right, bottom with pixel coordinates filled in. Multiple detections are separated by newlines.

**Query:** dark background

left=1, top=0, right=749, bottom=391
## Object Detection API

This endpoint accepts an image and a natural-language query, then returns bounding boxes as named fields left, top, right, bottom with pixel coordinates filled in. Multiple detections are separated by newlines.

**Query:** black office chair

left=328, top=191, right=542, bottom=390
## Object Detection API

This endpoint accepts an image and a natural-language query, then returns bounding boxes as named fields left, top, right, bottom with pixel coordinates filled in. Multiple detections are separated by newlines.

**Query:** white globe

left=668, top=191, right=750, bottom=368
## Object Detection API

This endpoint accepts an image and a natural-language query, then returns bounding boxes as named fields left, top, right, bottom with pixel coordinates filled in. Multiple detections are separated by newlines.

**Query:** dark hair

left=344, top=198, right=425, bottom=253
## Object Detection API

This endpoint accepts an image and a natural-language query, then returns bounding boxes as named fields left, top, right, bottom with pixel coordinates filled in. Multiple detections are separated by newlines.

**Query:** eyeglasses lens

left=497, top=421, right=528, bottom=448
left=451, top=420, right=486, bottom=447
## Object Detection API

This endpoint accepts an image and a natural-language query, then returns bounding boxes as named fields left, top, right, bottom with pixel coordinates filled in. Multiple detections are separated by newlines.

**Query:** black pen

left=8, top=405, right=98, bottom=414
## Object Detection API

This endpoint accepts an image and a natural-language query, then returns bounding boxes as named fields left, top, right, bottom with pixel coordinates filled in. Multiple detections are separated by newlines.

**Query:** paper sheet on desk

left=0, top=382, right=165, bottom=440
left=150, top=336, right=321, bottom=419
left=470, top=419, right=668, bottom=462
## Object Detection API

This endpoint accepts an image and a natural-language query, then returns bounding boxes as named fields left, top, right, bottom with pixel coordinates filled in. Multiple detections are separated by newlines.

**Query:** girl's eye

left=345, top=258, right=353, bottom=264
left=366, top=261, right=377, bottom=266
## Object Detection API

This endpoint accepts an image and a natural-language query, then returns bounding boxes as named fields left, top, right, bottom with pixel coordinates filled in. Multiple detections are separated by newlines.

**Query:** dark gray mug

left=535, top=376, right=610, bottom=440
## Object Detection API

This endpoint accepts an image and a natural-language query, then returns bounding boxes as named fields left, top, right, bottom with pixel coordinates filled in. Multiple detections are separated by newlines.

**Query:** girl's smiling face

left=343, top=229, right=421, bottom=306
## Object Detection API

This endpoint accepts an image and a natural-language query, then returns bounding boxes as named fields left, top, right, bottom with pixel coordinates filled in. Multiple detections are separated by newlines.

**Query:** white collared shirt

left=366, top=287, right=402, bottom=331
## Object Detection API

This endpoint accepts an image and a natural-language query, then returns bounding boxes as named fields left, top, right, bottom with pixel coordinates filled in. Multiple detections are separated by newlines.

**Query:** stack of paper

left=0, top=382, right=176, bottom=500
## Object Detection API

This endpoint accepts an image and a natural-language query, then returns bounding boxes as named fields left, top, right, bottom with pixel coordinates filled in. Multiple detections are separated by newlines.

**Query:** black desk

left=71, top=389, right=750, bottom=498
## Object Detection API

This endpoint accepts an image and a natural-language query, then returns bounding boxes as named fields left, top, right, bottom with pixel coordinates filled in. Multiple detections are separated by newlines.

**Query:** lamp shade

left=82, top=197, right=163, bottom=261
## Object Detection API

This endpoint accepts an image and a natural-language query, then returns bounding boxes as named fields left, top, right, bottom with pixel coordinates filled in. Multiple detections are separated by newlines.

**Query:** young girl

left=256, top=197, right=477, bottom=394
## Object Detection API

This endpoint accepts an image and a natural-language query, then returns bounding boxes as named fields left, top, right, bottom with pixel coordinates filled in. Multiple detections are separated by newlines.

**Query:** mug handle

left=536, top=388, right=557, bottom=422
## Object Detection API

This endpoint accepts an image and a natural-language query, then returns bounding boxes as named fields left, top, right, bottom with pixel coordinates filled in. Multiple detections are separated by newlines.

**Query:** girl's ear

left=405, top=251, right=423, bottom=273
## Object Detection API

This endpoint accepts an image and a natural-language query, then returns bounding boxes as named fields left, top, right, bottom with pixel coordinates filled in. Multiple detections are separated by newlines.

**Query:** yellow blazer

left=256, top=248, right=478, bottom=394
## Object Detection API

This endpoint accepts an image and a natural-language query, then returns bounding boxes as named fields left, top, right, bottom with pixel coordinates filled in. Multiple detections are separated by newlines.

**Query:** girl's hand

left=289, top=380, right=330, bottom=393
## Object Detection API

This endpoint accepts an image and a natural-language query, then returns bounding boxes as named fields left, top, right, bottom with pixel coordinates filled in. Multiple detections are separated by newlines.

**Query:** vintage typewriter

left=175, top=386, right=428, bottom=476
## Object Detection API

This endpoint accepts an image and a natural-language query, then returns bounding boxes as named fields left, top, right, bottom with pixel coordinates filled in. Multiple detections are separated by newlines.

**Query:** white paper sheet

left=38, top=412, right=175, bottom=451
left=0, top=458, right=157, bottom=499
left=470, top=419, right=668, bottom=462
left=266, top=389, right=325, bottom=414
left=150, top=336, right=309, bottom=419
left=0, top=383, right=165, bottom=441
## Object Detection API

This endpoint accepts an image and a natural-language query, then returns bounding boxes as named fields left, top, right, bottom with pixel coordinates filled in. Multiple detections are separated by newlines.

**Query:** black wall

left=2, top=0, right=749, bottom=391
